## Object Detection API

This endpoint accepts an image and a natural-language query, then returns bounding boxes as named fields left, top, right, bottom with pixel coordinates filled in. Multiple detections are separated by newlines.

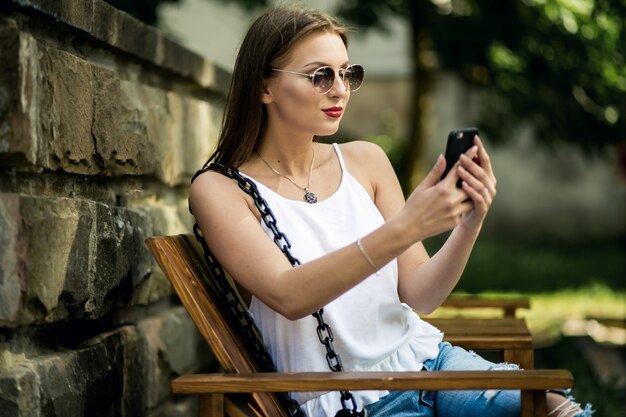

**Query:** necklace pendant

left=303, top=190, right=318, bottom=204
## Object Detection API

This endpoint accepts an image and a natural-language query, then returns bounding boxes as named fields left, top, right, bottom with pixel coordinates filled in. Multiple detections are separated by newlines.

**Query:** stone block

left=25, top=325, right=129, bottom=417
left=90, top=0, right=230, bottom=94
left=0, top=193, right=189, bottom=326
left=38, top=46, right=98, bottom=174
left=91, top=68, right=163, bottom=178
left=0, top=21, right=220, bottom=183
left=135, top=306, right=210, bottom=409
left=0, top=195, right=22, bottom=323
left=91, top=69, right=217, bottom=184
left=22, top=0, right=95, bottom=32
left=17, top=195, right=96, bottom=322
left=0, top=318, right=206, bottom=417
left=9, top=0, right=230, bottom=93
left=0, top=364, right=40, bottom=417
left=0, top=20, right=39, bottom=166
left=165, top=91, right=218, bottom=185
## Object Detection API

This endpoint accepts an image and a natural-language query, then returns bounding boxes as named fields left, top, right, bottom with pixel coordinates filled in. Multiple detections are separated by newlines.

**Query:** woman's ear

left=261, top=80, right=274, bottom=105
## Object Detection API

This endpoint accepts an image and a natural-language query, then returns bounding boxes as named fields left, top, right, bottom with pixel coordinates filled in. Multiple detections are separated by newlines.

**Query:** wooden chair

left=145, top=234, right=573, bottom=417
left=441, top=295, right=530, bottom=318
left=424, top=317, right=534, bottom=369
left=428, top=291, right=533, bottom=368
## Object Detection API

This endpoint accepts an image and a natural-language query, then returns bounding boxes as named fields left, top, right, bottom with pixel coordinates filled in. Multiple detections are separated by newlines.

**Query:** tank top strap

left=332, top=143, right=347, bottom=173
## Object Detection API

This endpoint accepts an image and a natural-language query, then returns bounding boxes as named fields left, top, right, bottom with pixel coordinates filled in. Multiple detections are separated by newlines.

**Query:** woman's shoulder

left=189, top=168, right=249, bottom=211
left=337, top=140, right=391, bottom=170
left=190, top=168, right=235, bottom=192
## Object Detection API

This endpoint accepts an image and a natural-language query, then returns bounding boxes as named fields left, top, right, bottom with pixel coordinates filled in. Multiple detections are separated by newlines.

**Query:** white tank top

left=244, top=143, right=443, bottom=417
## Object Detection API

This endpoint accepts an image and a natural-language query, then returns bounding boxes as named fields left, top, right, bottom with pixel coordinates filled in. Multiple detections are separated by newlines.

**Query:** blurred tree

left=336, top=0, right=626, bottom=190
left=106, top=0, right=626, bottom=189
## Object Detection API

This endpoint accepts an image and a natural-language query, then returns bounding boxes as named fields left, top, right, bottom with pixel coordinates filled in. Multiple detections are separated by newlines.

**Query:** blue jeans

left=364, top=342, right=593, bottom=417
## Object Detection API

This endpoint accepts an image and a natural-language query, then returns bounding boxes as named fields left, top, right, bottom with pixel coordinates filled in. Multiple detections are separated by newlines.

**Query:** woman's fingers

left=417, top=154, right=447, bottom=190
left=442, top=145, right=478, bottom=189
left=459, top=157, right=494, bottom=192
left=475, top=136, right=494, bottom=177
left=458, top=153, right=496, bottom=197
left=472, top=135, right=497, bottom=187
left=461, top=176, right=492, bottom=210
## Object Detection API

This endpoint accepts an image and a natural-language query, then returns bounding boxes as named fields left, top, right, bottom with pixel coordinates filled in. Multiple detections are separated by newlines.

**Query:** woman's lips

left=323, top=107, right=343, bottom=118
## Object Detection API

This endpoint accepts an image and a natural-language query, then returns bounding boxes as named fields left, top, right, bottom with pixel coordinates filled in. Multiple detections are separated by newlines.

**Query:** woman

left=189, top=6, right=591, bottom=417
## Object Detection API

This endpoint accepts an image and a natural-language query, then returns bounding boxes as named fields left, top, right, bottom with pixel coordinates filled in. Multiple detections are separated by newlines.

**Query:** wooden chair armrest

left=172, top=370, right=573, bottom=394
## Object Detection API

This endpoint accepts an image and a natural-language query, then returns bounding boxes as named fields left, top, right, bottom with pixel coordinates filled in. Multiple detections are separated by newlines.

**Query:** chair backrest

left=145, top=234, right=293, bottom=417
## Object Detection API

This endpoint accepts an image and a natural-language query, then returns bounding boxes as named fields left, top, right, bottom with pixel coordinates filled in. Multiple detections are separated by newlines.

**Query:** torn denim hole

left=481, top=362, right=521, bottom=402
left=490, top=362, right=521, bottom=371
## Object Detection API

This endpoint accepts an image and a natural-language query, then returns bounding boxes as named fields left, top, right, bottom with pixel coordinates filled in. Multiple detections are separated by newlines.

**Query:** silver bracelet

left=355, top=238, right=377, bottom=271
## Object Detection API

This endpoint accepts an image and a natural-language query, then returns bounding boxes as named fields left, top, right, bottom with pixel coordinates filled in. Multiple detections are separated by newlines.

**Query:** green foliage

left=337, top=0, right=625, bottom=153
left=428, top=0, right=626, bottom=153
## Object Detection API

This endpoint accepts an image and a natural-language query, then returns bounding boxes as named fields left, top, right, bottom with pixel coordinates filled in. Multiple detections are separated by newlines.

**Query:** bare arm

left=189, top=169, right=410, bottom=320
left=392, top=136, right=497, bottom=314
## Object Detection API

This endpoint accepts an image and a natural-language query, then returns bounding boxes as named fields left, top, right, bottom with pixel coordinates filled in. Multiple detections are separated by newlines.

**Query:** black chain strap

left=192, top=163, right=364, bottom=417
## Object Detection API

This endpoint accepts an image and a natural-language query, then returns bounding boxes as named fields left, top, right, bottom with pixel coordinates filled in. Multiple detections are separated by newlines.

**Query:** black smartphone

left=441, top=128, right=478, bottom=186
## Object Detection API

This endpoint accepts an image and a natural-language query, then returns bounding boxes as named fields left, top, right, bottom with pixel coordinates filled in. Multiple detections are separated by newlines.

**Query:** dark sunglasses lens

left=346, top=65, right=364, bottom=91
left=313, top=67, right=335, bottom=92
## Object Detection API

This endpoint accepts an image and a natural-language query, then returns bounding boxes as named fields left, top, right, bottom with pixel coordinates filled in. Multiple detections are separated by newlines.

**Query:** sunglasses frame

left=271, top=64, right=364, bottom=94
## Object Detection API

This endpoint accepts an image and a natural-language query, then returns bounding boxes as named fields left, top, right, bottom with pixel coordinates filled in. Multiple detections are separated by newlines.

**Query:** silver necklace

left=256, top=148, right=318, bottom=204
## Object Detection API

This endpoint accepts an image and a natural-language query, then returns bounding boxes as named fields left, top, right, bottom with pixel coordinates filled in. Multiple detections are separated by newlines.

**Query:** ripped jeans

left=364, top=342, right=593, bottom=417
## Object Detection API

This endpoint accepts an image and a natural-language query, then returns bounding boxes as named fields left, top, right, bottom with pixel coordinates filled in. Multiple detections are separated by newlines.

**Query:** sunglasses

left=272, top=64, right=365, bottom=94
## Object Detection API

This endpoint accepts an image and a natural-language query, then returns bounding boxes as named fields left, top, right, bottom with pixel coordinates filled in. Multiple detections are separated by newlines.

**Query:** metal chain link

left=194, top=163, right=363, bottom=416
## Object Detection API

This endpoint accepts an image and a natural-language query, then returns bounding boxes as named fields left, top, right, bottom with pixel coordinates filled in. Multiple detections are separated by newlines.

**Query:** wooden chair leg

left=225, top=395, right=265, bottom=417
left=504, top=348, right=534, bottom=370
left=198, top=393, right=225, bottom=417
left=521, top=391, right=547, bottom=417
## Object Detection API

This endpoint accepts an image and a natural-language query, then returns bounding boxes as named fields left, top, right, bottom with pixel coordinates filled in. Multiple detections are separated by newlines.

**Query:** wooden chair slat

left=146, top=235, right=290, bottom=417
left=426, top=314, right=535, bottom=369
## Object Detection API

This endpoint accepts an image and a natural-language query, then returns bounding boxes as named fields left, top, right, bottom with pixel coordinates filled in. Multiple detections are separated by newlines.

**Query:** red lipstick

left=323, top=106, right=343, bottom=118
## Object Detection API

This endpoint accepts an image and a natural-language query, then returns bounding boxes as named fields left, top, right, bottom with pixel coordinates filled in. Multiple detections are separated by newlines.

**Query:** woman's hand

left=457, top=135, right=497, bottom=231
left=401, top=151, right=476, bottom=241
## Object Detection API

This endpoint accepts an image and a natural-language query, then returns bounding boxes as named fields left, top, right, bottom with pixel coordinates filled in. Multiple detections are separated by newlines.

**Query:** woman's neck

left=256, top=136, right=317, bottom=177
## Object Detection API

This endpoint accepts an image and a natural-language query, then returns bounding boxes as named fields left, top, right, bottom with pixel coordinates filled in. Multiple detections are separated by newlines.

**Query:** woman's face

left=262, top=31, right=352, bottom=138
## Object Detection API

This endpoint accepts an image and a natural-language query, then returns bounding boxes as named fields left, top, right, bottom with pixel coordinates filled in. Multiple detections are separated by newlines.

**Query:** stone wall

left=0, top=1, right=229, bottom=415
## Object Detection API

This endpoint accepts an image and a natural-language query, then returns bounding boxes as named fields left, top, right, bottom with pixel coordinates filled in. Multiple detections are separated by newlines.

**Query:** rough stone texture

left=0, top=29, right=218, bottom=183
left=0, top=363, right=40, bottom=417
left=0, top=195, right=22, bottom=323
left=6, top=0, right=230, bottom=93
left=0, top=20, right=39, bottom=167
left=38, top=45, right=97, bottom=173
left=0, top=193, right=191, bottom=327
left=0, top=308, right=208, bottom=417
left=135, top=307, right=210, bottom=410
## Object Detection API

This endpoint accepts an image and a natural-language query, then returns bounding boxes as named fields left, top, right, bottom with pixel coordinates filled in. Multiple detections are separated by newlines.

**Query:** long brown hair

left=204, top=7, right=349, bottom=168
